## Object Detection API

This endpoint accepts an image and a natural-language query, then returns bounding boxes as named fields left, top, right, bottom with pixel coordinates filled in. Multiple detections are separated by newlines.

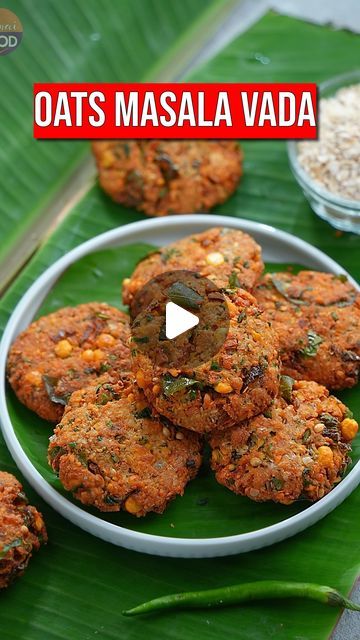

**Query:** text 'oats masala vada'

left=7, top=303, right=131, bottom=423
left=256, top=271, right=360, bottom=389
left=0, top=471, right=47, bottom=589
left=123, top=227, right=264, bottom=316
left=132, top=288, right=280, bottom=434
left=209, top=379, right=358, bottom=505
left=92, top=140, right=243, bottom=217
left=48, top=384, right=202, bottom=516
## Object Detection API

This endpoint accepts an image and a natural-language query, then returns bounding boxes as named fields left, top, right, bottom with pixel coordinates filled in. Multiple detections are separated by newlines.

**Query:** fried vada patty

left=255, top=271, right=360, bottom=389
left=123, top=227, right=263, bottom=316
left=0, top=471, right=47, bottom=589
left=92, top=140, right=243, bottom=217
left=7, top=303, right=131, bottom=423
left=133, top=288, right=280, bottom=434
left=209, top=379, right=358, bottom=504
left=48, top=386, right=202, bottom=516
left=62, top=370, right=133, bottom=412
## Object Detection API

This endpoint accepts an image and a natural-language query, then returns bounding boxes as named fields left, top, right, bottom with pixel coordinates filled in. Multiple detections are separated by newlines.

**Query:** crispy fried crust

left=255, top=271, right=360, bottom=389
left=92, top=140, right=243, bottom=217
left=0, top=471, right=47, bottom=589
left=48, top=385, right=202, bottom=516
left=7, top=303, right=131, bottom=422
left=62, top=371, right=133, bottom=412
left=132, top=288, right=280, bottom=434
left=123, top=227, right=263, bottom=316
left=209, top=380, right=357, bottom=504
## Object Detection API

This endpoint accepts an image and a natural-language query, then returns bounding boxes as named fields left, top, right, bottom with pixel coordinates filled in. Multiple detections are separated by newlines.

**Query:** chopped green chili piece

left=279, top=375, right=294, bottom=402
left=161, top=248, right=181, bottom=264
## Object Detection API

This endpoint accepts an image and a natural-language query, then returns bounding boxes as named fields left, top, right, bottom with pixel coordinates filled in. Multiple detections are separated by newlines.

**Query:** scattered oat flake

left=298, top=84, right=360, bottom=201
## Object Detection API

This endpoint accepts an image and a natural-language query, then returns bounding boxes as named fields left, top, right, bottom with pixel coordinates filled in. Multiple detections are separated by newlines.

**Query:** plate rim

left=0, top=213, right=359, bottom=558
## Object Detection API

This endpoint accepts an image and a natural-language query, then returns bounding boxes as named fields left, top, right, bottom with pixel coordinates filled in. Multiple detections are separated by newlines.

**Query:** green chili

left=122, top=581, right=360, bottom=617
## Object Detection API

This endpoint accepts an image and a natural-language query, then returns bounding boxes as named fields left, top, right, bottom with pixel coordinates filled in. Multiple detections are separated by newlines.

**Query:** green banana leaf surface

left=8, top=247, right=346, bottom=540
left=0, top=0, right=225, bottom=287
left=1, top=10, right=360, bottom=640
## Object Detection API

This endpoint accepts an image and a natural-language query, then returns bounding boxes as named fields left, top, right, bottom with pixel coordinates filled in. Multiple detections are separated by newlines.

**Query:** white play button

left=130, top=270, right=230, bottom=368
left=165, top=301, right=199, bottom=340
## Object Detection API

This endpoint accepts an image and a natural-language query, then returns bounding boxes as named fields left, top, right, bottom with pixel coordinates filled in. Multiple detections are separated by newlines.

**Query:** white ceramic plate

left=0, top=214, right=359, bottom=558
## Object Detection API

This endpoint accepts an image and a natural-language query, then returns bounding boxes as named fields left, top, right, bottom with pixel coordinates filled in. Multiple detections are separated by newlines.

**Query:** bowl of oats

left=288, top=70, right=360, bottom=233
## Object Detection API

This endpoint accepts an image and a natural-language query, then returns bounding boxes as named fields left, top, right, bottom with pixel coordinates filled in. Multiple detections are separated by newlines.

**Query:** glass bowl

left=288, top=70, right=360, bottom=233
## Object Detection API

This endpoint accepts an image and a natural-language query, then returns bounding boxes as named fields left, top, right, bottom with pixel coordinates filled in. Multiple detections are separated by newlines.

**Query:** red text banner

left=33, top=83, right=317, bottom=139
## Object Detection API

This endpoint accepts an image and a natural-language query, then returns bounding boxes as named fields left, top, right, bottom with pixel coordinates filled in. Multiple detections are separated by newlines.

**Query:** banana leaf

left=0, top=0, right=228, bottom=290
left=6, top=243, right=360, bottom=544
left=1, top=11, right=360, bottom=640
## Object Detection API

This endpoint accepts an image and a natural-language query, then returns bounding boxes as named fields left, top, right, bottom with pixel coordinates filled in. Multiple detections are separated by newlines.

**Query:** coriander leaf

left=48, top=445, right=66, bottom=462
left=299, top=330, right=323, bottom=357
left=161, top=247, right=181, bottom=264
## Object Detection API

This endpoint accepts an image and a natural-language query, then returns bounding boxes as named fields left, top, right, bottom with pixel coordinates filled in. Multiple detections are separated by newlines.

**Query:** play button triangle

left=165, top=301, right=199, bottom=340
